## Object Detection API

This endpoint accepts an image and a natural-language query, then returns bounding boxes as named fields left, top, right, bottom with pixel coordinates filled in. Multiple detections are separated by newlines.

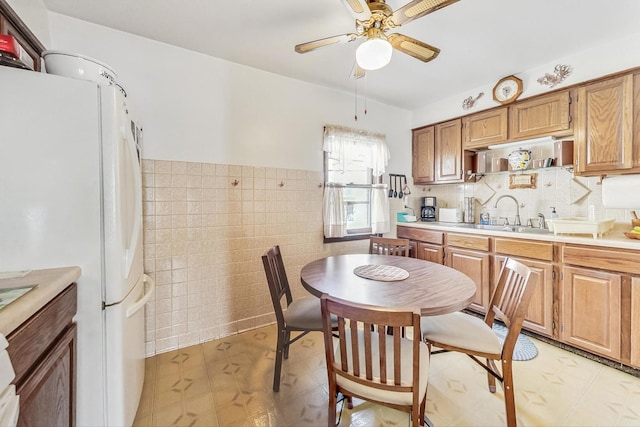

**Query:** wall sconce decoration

left=462, top=92, right=484, bottom=110
left=537, top=64, right=573, bottom=88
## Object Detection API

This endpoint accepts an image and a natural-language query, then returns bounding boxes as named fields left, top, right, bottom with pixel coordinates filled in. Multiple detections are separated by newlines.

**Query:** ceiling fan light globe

left=356, top=38, right=392, bottom=70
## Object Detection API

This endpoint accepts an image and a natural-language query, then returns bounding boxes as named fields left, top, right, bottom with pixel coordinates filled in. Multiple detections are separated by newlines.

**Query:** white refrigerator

left=0, top=65, right=154, bottom=426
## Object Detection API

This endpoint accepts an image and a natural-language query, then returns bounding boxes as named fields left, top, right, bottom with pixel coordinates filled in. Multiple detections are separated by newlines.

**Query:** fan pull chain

left=354, top=74, right=358, bottom=121
left=364, top=73, right=368, bottom=116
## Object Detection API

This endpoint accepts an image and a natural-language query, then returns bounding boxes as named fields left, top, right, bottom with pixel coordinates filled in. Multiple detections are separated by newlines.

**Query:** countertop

left=398, top=221, right=640, bottom=251
left=0, top=267, right=80, bottom=336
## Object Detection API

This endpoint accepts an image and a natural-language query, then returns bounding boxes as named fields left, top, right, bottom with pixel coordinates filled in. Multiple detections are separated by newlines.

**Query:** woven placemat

left=353, top=264, right=410, bottom=282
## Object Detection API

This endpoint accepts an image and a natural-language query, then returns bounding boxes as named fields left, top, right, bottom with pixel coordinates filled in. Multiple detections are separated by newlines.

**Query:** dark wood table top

left=300, top=254, right=477, bottom=316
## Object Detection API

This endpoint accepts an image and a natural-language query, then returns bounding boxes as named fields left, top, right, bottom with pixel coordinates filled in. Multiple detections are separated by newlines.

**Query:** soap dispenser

left=550, top=207, right=559, bottom=218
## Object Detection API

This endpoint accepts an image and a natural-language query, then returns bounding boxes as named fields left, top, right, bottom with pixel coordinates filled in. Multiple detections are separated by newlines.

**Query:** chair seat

left=283, top=296, right=325, bottom=330
left=421, top=312, right=501, bottom=356
left=335, top=329, right=430, bottom=406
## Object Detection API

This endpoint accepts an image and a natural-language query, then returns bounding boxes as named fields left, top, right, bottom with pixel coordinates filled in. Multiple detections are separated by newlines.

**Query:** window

left=322, top=125, right=390, bottom=241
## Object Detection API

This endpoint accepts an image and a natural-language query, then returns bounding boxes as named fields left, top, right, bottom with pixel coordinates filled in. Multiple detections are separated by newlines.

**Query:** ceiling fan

left=295, top=0, right=460, bottom=71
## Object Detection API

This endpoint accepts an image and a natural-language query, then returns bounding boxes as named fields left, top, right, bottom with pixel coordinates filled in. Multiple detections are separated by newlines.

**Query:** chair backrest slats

left=262, top=246, right=294, bottom=326
left=321, top=295, right=421, bottom=393
left=369, top=237, right=411, bottom=257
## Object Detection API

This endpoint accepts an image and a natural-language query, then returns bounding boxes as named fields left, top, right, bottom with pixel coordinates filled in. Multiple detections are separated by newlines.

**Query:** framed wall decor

left=509, top=173, right=537, bottom=189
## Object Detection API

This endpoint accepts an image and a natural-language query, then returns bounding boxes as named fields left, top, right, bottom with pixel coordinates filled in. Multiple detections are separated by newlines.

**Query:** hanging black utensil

left=398, top=175, right=403, bottom=198
left=388, top=175, right=393, bottom=198
left=393, top=175, right=398, bottom=198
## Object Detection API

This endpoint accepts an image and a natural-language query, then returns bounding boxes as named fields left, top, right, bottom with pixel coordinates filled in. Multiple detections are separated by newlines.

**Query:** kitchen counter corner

left=0, top=266, right=81, bottom=336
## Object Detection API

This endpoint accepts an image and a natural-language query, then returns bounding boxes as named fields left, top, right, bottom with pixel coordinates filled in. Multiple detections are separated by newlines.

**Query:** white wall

left=412, top=31, right=640, bottom=127
left=6, top=0, right=50, bottom=47
left=46, top=13, right=412, bottom=174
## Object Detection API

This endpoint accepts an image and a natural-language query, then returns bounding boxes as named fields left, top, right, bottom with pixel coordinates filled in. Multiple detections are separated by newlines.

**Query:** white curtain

left=371, top=184, right=390, bottom=234
left=323, top=183, right=346, bottom=238
left=323, top=125, right=390, bottom=177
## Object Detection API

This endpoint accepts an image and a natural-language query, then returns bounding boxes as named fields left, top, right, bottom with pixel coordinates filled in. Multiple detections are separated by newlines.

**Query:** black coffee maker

left=421, top=196, right=437, bottom=222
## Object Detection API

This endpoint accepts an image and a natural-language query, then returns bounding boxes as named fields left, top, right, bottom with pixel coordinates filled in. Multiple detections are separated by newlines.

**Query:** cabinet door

left=575, top=74, right=633, bottom=174
left=416, top=242, right=444, bottom=264
left=631, top=276, right=640, bottom=368
left=495, top=256, right=554, bottom=337
left=17, top=324, right=76, bottom=427
left=412, top=126, right=435, bottom=184
left=509, top=90, right=572, bottom=139
left=463, top=107, right=508, bottom=149
left=446, top=247, right=490, bottom=313
left=632, top=73, right=640, bottom=171
left=435, top=119, right=463, bottom=182
left=561, top=266, right=621, bottom=360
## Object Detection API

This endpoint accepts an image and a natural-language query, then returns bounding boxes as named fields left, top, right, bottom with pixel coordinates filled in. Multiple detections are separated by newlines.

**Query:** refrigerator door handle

left=126, top=274, right=155, bottom=318
left=123, top=128, right=142, bottom=280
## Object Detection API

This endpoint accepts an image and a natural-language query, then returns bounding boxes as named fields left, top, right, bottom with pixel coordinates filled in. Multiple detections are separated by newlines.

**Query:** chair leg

left=328, top=390, right=337, bottom=427
left=283, top=330, right=291, bottom=359
left=487, top=358, right=497, bottom=393
left=273, top=328, right=286, bottom=392
left=502, top=359, right=517, bottom=427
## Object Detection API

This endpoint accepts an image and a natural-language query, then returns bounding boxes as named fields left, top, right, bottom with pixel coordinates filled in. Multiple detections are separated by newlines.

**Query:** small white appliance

left=439, top=208, right=464, bottom=223
left=0, top=65, right=154, bottom=426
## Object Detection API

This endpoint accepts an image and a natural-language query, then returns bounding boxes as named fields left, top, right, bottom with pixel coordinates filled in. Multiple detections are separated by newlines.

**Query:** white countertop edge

left=398, top=222, right=640, bottom=251
left=0, top=267, right=81, bottom=336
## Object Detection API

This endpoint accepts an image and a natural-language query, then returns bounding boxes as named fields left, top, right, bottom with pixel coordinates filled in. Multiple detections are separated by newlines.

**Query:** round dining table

left=300, top=253, right=477, bottom=316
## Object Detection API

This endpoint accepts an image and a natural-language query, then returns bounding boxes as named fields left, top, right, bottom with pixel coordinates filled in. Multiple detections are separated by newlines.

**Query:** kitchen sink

left=447, top=223, right=553, bottom=235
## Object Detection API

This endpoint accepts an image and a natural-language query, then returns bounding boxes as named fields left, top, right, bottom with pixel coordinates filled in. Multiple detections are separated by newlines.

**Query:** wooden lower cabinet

left=631, top=277, right=640, bottom=368
left=7, top=283, right=77, bottom=427
left=495, top=256, right=554, bottom=337
left=416, top=242, right=444, bottom=264
left=446, top=247, right=490, bottom=313
left=560, top=266, right=621, bottom=360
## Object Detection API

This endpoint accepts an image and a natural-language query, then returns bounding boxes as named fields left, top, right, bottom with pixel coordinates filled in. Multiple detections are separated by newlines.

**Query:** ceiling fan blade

left=351, top=62, right=366, bottom=79
left=390, top=0, right=459, bottom=26
left=339, top=0, right=372, bottom=21
left=295, top=33, right=358, bottom=54
left=387, top=33, right=440, bottom=62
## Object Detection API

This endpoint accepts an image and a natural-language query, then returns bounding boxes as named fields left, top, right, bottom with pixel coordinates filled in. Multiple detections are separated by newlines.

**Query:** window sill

left=324, top=234, right=374, bottom=244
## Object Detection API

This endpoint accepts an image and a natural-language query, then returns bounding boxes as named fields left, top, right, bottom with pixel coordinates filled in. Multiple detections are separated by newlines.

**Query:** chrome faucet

left=537, top=212, right=546, bottom=229
left=494, top=195, right=521, bottom=226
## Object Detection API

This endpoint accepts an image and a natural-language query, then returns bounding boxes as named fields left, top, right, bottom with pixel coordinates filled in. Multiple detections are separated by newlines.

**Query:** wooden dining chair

left=321, top=295, right=429, bottom=427
left=420, top=257, right=536, bottom=427
left=369, top=236, right=411, bottom=257
left=261, top=245, right=333, bottom=392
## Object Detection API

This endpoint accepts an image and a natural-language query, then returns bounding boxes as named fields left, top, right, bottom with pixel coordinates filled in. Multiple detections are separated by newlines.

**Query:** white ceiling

left=42, top=0, right=640, bottom=111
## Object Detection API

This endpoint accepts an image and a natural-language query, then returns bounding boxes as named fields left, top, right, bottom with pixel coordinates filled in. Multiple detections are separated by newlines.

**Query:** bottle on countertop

left=550, top=207, right=559, bottom=218
left=479, top=208, right=490, bottom=225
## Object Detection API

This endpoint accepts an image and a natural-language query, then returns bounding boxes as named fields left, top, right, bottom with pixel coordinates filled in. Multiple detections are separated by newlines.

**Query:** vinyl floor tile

left=134, top=324, right=640, bottom=427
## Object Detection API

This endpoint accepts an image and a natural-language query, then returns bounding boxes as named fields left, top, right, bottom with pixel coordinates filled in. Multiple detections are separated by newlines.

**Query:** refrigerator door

left=105, top=273, right=155, bottom=427
left=102, top=86, right=143, bottom=305
left=0, top=67, right=106, bottom=426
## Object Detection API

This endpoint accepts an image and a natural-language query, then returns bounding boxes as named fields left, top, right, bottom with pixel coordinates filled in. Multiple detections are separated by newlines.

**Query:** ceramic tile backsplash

left=141, top=159, right=367, bottom=356
left=407, top=144, right=634, bottom=225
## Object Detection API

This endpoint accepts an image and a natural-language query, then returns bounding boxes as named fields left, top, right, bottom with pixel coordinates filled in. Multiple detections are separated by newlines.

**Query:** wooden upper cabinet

left=575, top=74, right=633, bottom=174
left=462, top=107, right=508, bottom=149
left=508, top=90, right=572, bottom=140
left=434, top=119, right=463, bottom=182
left=412, top=126, right=435, bottom=184
left=632, top=73, right=640, bottom=171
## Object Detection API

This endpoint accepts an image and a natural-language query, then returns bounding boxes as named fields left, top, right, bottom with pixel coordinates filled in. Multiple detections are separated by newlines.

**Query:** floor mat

left=492, top=323, right=538, bottom=361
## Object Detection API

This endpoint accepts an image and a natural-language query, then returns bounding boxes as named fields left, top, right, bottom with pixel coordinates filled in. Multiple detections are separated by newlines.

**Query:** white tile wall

left=406, top=144, right=635, bottom=225
left=141, top=159, right=367, bottom=356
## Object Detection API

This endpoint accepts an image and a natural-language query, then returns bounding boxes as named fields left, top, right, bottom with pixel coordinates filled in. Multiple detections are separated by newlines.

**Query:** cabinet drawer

left=446, top=233, right=490, bottom=251
left=562, top=245, right=640, bottom=275
left=7, top=283, right=77, bottom=383
left=494, top=237, right=553, bottom=261
left=397, top=226, right=444, bottom=245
